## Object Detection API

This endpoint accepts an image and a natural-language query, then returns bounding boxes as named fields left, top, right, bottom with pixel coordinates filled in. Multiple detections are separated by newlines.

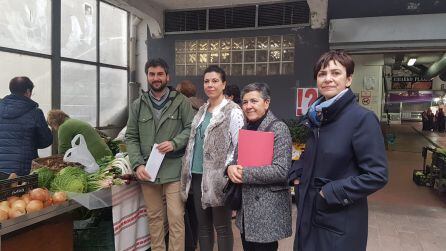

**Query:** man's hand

left=157, top=141, right=174, bottom=154
left=227, top=165, right=243, bottom=184
left=293, top=179, right=300, bottom=185
left=136, top=165, right=151, bottom=181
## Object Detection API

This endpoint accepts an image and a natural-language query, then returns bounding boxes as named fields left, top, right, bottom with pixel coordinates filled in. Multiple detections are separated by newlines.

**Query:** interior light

left=407, top=58, right=417, bottom=66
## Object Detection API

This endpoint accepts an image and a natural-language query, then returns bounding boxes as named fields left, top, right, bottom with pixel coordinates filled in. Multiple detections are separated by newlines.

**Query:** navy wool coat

left=0, top=94, right=53, bottom=175
left=288, top=89, right=388, bottom=251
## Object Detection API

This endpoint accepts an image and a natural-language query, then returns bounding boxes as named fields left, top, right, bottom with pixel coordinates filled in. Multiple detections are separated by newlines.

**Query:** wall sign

left=391, top=76, right=432, bottom=90
left=296, top=88, right=318, bottom=116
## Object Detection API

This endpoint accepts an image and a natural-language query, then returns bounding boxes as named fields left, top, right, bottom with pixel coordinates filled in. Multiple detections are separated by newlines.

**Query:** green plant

left=283, top=119, right=311, bottom=144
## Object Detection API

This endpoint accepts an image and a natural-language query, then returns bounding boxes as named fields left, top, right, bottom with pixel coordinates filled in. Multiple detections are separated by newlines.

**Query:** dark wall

left=329, top=0, right=446, bottom=19
left=147, top=27, right=328, bottom=119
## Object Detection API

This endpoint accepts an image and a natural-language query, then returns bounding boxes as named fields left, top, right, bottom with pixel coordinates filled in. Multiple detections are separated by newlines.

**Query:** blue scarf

left=308, top=89, right=349, bottom=127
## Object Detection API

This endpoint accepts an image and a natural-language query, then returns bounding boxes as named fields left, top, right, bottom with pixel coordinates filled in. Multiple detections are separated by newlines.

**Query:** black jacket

left=288, top=89, right=388, bottom=251
left=0, top=94, right=53, bottom=175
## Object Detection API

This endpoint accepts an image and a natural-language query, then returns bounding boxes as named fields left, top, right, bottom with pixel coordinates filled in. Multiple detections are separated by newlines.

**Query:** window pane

left=209, top=52, right=219, bottom=63
left=219, top=64, right=230, bottom=74
left=176, top=65, right=185, bottom=76
left=270, top=36, right=281, bottom=49
left=0, top=52, right=51, bottom=115
left=186, top=41, right=197, bottom=52
left=209, top=40, right=219, bottom=51
left=198, top=64, right=207, bottom=73
left=198, top=40, right=208, bottom=51
left=220, top=52, right=231, bottom=63
left=198, top=52, right=208, bottom=64
left=232, top=51, right=243, bottom=63
left=100, top=67, right=127, bottom=126
left=256, top=63, right=267, bottom=76
left=61, top=0, right=97, bottom=61
left=186, top=65, right=197, bottom=76
left=244, top=37, right=255, bottom=49
left=176, top=53, right=186, bottom=64
left=269, top=50, right=281, bottom=62
left=256, top=50, right=268, bottom=62
left=282, top=35, right=295, bottom=48
left=220, top=39, right=231, bottom=50
left=231, top=64, right=242, bottom=76
left=268, top=63, right=280, bottom=75
left=256, top=37, right=268, bottom=49
left=232, top=38, right=243, bottom=50
left=243, top=64, right=255, bottom=75
left=100, top=2, right=127, bottom=66
left=0, top=51, right=52, bottom=157
left=187, top=53, right=197, bottom=64
left=175, top=41, right=185, bottom=52
left=282, top=62, right=294, bottom=75
left=61, top=61, right=97, bottom=125
left=0, top=0, right=51, bottom=54
left=244, top=51, right=255, bottom=62
left=283, top=48, right=294, bottom=61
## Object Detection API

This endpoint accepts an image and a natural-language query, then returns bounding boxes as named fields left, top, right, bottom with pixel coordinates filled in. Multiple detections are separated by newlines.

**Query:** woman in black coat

left=288, top=50, right=388, bottom=251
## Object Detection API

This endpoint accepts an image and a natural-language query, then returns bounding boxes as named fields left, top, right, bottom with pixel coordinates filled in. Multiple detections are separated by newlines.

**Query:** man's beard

left=149, top=80, right=168, bottom=92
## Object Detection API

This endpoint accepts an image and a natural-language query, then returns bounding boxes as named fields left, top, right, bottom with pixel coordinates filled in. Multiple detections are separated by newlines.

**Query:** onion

left=26, top=200, right=44, bottom=213
left=0, top=209, right=8, bottom=221
left=52, top=192, right=67, bottom=205
left=0, top=201, right=9, bottom=207
left=21, top=194, right=30, bottom=204
left=8, top=207, right=25, bottom=219
left=30, top=188, right=47, bottom=201
left=11, top=200, right=26, bottom=210
left=43, top=197, right=53, bottom=208
left=7, top=196, right=19, bottom=205
left=0, top=205, right=9, bottom=214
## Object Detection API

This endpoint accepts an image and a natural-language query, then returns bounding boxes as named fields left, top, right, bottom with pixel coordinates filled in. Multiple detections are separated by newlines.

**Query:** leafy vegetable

left=31, top=167, right=55, bottom=189
left=50, top=166, right=88, bottom=193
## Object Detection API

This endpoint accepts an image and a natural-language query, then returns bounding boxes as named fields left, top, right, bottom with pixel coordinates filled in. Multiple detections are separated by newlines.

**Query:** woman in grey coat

left=227, top=83, right=292, bottom=251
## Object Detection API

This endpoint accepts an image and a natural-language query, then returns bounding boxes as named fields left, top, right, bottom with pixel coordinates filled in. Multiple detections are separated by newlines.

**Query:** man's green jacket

left=126, top=88, right=195, bottom=184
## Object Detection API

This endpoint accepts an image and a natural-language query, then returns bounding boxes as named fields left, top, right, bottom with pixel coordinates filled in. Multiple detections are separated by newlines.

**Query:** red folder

left=237, top=129, right=274, bottom=167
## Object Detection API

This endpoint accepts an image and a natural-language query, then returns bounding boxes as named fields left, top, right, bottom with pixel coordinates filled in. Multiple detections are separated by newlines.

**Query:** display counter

left=0, top=200, right=80, bottom=251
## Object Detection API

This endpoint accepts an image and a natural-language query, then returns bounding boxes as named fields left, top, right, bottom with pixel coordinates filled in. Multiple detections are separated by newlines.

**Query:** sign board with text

left=296, top=88, right=318, bottom=116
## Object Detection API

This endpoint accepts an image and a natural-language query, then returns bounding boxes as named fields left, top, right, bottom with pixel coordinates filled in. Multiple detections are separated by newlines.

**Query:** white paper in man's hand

left=145, top=143, right=166, bottom=182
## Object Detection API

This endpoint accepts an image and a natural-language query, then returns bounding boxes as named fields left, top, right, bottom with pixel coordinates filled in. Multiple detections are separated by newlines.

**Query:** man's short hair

left=145, top=58, right=169, bottom=75
left=9, top=76, right=34, bottom=95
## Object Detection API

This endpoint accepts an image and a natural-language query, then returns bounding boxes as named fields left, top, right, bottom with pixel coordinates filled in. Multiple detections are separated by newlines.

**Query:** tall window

left=60, top=0, right=128, bottom=126
left=175, top=35, right=295, bottom=76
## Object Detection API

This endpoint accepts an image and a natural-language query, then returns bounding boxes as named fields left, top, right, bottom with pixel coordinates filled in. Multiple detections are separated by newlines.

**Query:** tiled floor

left=206, top=123, right=446, bottom=251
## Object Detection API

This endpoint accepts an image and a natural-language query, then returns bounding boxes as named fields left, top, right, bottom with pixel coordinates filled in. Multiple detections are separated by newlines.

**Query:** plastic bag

left=63, top=134, right=99, bottom=173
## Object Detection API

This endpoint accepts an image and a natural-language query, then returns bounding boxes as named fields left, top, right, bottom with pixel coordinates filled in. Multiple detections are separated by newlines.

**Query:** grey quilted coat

left=234, top=110, right=293, bottom=243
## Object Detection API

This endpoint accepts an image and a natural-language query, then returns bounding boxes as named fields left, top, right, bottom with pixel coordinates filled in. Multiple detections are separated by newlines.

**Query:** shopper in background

left=175, top=79, right=204, bottom=251
left=0, top=76, right=53, bottom=175
left=227, top=82, right=292, bottom=251
left=436, top=107, right=445, bottom=132
left=288, top=50, right=388, bottom=251
left=47, top=109, right=112, bottom=161
left=224, top=84, right=242, bottom=105
left=176, top=79, right=205, bottom=111
left=180, top=65, right=244, bottom=251
left=126, top=58, right=195, bottom=251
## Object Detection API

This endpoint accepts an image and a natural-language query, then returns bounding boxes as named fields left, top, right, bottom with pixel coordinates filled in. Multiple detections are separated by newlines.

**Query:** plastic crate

left=0, top=172, right=38, bottom=200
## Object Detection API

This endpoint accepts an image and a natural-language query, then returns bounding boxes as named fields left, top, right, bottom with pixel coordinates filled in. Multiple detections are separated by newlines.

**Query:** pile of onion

left=0, top=189, right=68, bottom=221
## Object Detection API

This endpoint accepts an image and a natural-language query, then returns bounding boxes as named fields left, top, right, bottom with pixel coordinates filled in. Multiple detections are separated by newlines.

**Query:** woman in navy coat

left=288, top=50, right=388, bottom=251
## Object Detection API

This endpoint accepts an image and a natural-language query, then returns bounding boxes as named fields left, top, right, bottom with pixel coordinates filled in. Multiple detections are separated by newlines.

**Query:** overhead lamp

left=407, top=58, right=417, bottom=66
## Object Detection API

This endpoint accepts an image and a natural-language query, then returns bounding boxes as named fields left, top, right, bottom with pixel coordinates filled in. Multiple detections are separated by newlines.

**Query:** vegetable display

left=0, top=189, right=67, bottom=222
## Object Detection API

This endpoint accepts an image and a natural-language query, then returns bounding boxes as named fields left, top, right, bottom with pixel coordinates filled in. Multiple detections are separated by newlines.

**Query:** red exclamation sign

left=297, top=89, right=303, bottom=115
